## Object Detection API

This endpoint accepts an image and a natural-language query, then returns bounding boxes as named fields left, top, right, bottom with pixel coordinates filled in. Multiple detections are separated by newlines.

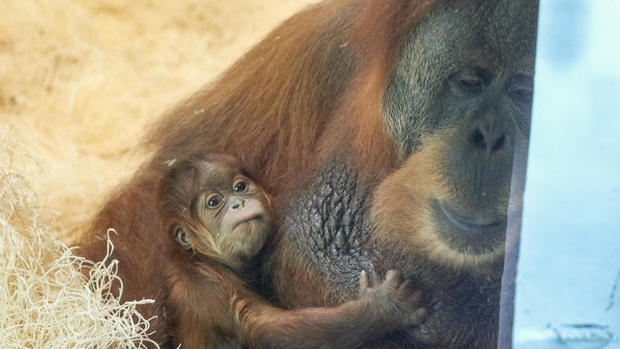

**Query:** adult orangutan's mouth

left=437, top=201, right=506, bottom=235
left=432, top=199, right=507, bottom=255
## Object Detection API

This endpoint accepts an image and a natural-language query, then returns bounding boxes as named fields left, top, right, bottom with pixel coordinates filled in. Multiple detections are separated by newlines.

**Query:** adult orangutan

left=81, top=0, right=538, bottom=347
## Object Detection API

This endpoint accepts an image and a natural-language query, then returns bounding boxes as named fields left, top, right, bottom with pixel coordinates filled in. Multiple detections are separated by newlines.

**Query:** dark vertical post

left=497, top=2, right=540, bottom=345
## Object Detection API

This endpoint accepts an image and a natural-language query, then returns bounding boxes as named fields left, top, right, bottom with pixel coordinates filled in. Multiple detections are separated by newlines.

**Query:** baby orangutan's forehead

left=195, top=160, right=243, bottom=190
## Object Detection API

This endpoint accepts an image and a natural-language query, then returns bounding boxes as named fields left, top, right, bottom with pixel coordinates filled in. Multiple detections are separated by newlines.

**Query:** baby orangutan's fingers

left=409, top=289, right=423, bottom=304
left=408, top=307, right=429, bottom=326
left=359, top=270, right=370, bottom=292
left=384, top=270, right=405, bottom=290
left=397, top=279, right=414, bottom=294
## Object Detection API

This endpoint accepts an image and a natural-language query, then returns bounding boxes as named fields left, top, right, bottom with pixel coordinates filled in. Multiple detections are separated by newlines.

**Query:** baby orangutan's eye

left=206, top=193, right=224, bottom=209
left=232, top=179, right=248, bottom=193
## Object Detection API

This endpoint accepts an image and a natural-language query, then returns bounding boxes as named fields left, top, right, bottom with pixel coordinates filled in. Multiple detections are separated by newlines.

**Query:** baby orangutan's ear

left=173, top=226, right=191, bottom=249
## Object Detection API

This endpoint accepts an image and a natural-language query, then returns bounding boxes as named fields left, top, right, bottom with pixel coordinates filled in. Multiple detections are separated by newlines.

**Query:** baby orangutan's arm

left=243, top=270, right=426, bottom=349
left=169, top=266, right=426, bottom=349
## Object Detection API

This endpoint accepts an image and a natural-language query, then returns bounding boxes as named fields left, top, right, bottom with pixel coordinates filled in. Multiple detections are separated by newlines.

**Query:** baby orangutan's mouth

left=233, top=215, right=264, bottom=231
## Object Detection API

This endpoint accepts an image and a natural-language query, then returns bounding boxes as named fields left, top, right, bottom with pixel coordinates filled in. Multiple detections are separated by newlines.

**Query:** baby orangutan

left=161, top=153, right=427, bottom=348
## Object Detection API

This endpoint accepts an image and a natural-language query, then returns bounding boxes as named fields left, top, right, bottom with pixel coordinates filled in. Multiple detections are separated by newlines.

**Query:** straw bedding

left=0, top=127, right=155, bottom=347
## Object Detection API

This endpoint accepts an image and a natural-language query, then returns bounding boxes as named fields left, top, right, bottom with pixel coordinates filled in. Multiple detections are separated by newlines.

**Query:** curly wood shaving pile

left=0, top=126, right=158, bottom=348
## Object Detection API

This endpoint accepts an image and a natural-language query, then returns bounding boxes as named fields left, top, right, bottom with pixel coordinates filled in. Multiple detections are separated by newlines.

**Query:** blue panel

left=514, top=0, right=620, bottom=348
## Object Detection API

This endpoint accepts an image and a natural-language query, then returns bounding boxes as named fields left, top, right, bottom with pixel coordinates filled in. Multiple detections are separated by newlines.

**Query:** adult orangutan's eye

left=508, top=75, right=534, bottom=102
left=449, top=68, right=492, bottom=95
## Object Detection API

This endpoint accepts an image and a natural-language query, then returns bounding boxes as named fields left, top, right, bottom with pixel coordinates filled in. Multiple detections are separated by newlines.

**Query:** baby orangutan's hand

left=358, top=270, right=428, bottom=330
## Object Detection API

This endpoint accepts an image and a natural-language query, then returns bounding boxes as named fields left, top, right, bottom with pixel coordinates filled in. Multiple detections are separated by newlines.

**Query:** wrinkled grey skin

left=270, top=1, right=538, bottom=348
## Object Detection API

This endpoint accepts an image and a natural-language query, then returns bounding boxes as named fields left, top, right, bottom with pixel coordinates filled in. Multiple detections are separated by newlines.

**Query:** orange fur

left=146, top=0, right=439, bottom=194
left=78, top=0, right=447, bottom=346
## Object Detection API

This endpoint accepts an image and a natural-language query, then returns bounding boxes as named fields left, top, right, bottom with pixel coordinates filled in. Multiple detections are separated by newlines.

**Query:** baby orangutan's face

left=171, top=157, right=272, bottom=267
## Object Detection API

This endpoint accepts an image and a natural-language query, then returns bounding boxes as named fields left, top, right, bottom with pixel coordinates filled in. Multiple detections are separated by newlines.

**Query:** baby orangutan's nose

left=230, top=197, right=246, bottom=210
